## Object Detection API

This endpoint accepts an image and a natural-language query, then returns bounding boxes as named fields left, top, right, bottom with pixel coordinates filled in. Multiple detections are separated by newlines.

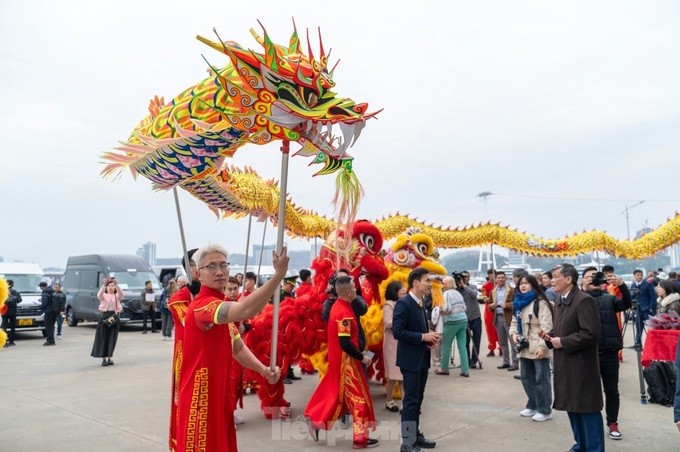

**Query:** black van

left=63, top=254, right=162, bottom=326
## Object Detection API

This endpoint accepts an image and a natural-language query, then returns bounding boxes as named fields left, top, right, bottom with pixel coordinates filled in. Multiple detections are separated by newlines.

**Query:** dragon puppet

left=100, top=21, right=680, bottom=259
left=242, top=219, right=388, bottom=418
left=101, top=21, right=379, bottom=232
left=360, top=227, right=448, bottom=382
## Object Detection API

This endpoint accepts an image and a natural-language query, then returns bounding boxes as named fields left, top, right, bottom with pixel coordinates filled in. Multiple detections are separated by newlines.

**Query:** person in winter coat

left=509, top=274, right=553, bottom=422
left=582, top=267, right=631, bottom=440
left=541, top=264, right=603, bottom=452
left=435, top=276, right=469, bottom=377
left=39, top=282, right=57, bottom=346
left=2, top=279, right=21, bottom=347
left=657, top=279, right=680, bottom=314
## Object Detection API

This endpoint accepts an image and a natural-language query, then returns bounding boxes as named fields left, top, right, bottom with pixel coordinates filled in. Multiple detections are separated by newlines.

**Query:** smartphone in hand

left=364, top=351, right=375, bottom=361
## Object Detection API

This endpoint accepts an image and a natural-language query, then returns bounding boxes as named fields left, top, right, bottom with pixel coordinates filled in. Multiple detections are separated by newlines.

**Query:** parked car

left=0, top=263, right=46, bottom=334
left=152, top=265, right=187, bottom=288
left=63, top=254, right=162, bottom=326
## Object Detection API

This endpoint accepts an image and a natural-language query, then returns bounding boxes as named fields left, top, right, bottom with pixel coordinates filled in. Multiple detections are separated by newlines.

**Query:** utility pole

left=477, top=191, right=496, bottom=271
left=622, top=201, right=645, bottom=240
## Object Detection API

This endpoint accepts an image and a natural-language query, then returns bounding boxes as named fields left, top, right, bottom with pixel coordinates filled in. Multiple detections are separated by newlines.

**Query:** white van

left=0, top=262, right=46, bottom=333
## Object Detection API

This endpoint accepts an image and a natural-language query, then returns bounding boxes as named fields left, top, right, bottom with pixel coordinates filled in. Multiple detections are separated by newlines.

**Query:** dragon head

left=197, top=21, right=380, bottom=176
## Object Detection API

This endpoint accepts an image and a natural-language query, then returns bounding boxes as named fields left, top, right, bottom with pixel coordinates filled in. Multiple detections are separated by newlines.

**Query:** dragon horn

left=288, top=17, right=300, bottom=55
left=257, top=20, right=278, bottom=71
left=306, top=27, right=315, bottom=63
left=249, top=28, right=264, bottom=46
left=318, top=27, right=326, bottom=67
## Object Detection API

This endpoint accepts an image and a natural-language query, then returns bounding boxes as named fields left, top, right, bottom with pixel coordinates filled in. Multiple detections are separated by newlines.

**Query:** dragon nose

left=352, top=103, right=369, bottom=114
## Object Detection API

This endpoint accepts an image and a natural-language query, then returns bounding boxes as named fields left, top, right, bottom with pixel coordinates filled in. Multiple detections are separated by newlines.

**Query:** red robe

left=482, top=281, right=499, bottom=351
left=296, top=281, right=313, bottom=298
left=304, top=298, right=376, bottom=444
left=176, top=286, right=238, bottom=452
left=168, top=285, right=191, bottom=451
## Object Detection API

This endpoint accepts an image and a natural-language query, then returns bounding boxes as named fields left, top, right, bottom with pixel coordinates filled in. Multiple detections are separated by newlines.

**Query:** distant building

left=252, top=244, right=277, bottom=266
left=635, top=227, right=652, bottom=240
left=137, top=242, right=157, bottom=266
left=507, top=250, right=526, bottom=267
left=0, top=255, right=3, bottom=262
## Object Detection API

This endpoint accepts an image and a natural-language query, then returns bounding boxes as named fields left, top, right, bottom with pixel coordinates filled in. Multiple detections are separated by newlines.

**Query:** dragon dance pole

left=240, top=214, right=253, bottom=298
left=173, top=187, right=192, bottom=285
left=256, top=219, right=268, bottom=283
left=270, top=140, right=290, bottom=372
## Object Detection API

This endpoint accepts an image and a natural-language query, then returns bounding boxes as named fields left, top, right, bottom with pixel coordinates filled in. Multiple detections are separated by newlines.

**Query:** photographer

left=631, top=269, right=656, bottom=347
left=458, top=271, right=482, bottom=369
left=582, top=267, right=631, bottom=440
left=509, top=274, right=553, bottom=422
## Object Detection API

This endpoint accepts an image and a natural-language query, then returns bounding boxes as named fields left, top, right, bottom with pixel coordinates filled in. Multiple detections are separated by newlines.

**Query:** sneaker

left=608, top=422, right=622, bottom=440
left=520, top=409, right=537, bottom=417
left=57, top=335, right=62, bottom=340
left=532, top=413, right=552, bottom=422
left=234, top=415, right=244, bottom=425
left=486, top=350, right=495, bottom=357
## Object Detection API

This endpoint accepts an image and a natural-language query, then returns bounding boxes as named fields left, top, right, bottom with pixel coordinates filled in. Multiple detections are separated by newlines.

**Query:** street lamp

left=622, top=201, right=645, bottom=241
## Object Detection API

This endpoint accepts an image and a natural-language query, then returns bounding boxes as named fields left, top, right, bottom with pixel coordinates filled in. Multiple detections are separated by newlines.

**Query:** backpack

left=643, top=361, right=677, bottom=406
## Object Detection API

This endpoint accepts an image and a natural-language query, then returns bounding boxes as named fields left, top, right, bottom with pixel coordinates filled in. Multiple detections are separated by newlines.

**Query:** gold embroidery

left=186, top=368, right=209, bottom=452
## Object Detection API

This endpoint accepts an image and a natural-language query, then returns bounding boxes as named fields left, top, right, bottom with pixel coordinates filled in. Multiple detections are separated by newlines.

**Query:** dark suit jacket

left=393, top=293, right=430, bottom=372
left=631, top=279, right=657, bottom=313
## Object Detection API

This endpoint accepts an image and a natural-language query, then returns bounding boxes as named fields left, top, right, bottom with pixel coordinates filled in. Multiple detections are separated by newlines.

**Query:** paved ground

left=0, top=320, right=677, bottom=452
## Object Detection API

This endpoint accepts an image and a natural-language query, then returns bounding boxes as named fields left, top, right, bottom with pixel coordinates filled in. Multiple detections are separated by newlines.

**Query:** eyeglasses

left=199, top=263, right=230, bottom=272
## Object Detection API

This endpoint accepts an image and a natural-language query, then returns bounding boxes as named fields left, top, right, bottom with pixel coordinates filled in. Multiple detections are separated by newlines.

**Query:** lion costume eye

left=416, top=242, right=429, bottom=255
left=359, top=233, right=376, bottom=252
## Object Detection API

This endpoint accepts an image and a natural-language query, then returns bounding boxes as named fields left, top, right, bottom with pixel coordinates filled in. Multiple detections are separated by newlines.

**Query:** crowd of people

left=4, top=256, right=680, bottom=451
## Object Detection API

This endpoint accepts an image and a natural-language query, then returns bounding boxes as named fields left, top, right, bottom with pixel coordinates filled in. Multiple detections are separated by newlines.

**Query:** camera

left=513, top=336, right=529, bottom=354
left=451, top=271, right=464, bottom=286
left=325, top=276, right=338, bottom=297
left=591, top=271, right=607, bottom=286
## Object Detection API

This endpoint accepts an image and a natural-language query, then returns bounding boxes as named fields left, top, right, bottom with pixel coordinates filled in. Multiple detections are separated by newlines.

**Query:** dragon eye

left=301, top=87, right=319, bottom=107
left=416, top=243, right=429, bottom=255
left=359, top=233, right=375, bottom=251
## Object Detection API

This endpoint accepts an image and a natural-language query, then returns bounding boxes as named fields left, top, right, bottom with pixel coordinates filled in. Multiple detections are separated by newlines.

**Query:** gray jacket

left=459, top=284, right=481, bottom=321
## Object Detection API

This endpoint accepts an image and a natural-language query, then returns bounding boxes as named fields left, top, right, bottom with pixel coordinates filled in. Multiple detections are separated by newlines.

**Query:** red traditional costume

left=176, top=286, right=240, bottom=452
left=304, top=298, right=376, bottom=445
left=296, top=281, right=313, bottom=298
left=481, top=280, right=500, bottom=353
left=168, top=285, right=191, bottom=451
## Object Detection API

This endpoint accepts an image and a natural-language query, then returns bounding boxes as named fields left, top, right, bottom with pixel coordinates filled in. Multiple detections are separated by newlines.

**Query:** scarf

left=512, top=290, right=536, bottom=335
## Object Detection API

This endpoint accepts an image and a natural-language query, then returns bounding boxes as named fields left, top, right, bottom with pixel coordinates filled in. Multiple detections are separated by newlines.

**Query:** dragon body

left=242, top=220, right=388, bottom=418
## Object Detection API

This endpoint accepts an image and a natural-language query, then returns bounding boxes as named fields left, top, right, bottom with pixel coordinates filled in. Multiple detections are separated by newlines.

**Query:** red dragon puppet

left=243, top=219, right=388, bottom=418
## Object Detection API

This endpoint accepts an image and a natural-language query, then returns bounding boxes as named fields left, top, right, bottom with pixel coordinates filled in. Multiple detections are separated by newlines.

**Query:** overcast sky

left=1, top=1, right=679, bottom=268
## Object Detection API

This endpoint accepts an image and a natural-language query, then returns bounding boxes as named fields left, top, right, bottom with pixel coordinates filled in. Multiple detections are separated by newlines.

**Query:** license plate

left=18, top=319, right=33, bottom=326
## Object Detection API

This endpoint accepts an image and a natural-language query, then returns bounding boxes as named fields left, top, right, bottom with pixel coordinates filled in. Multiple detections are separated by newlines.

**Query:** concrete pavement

left=0, top=320, right=677, bottom=451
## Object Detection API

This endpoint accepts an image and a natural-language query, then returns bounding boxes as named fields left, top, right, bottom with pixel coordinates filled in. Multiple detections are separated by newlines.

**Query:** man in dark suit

left=542, top=264, right=603, bottom=452
left=630, top=269, right=657, bottom=347
left=393, top=267, right=441, bottom=452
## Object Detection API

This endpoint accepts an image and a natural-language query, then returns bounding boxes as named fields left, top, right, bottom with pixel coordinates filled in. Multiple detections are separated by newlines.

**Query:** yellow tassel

left=0, top=278, right=9, bottom=309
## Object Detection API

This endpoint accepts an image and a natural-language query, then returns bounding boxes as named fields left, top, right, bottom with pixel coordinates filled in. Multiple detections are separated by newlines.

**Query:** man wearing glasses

left=175, top=244, right=289, bottom=452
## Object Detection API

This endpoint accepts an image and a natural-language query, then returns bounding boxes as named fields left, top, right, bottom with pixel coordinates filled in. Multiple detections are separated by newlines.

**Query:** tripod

left=621, top=303, right=647, bottom=404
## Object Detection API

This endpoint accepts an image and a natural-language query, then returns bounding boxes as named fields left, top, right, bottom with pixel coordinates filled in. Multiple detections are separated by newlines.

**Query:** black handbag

left=102, top=311, right=119, bottom=327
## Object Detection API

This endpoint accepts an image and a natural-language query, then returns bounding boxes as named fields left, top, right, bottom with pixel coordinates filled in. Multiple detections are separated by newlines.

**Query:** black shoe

left=507, top=365, right=519, bottom=371
left=306, top=418, right=319, bottom=442
left=415, top=435, right=436, bottom=449
left=283, top=378, right=292, bottom=384
left=102, top=360, right=109, bottom=367
left=43, top=341, right=55, bottom=346
left=513, top=375, right=521, bottom=380
left=142, top=331, right=147, bottom=334
left=352, top=438, right=379, bottom=449
left=107, top=359, right=114, bottom=366
left=8, top=342, right=16, bottom=346
left=400, top=446, right=423, bottom=452
left=497, top=364, right=510, bottom=369
left=152, top=330, right=160, bottom=333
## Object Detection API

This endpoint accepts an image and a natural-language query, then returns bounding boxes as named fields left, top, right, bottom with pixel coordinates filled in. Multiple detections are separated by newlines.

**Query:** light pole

left=477, top=191, right=495, bottom=271
left=622, top=201, right=645, bottom=241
